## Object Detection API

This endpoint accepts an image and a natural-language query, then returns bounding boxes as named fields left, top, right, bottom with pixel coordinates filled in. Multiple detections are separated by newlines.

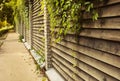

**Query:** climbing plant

left=40, top=0, right=103, bottom=42
left=5, top=0, right=29, bottom=28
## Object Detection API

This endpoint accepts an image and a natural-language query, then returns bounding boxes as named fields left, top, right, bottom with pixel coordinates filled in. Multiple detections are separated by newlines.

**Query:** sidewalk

left=0, top=33, right=44, bottom=81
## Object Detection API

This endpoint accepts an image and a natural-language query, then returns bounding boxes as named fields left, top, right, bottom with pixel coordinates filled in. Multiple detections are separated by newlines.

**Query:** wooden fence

left=18, top=0, right=120, bottom=81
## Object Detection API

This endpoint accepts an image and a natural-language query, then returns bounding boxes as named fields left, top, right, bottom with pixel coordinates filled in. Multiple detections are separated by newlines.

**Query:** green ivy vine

left=40, top=0, right=103, bottom=42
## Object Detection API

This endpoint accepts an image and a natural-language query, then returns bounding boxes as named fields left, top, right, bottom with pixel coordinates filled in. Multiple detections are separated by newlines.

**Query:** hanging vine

left=40, top=0, right=103, bottom=42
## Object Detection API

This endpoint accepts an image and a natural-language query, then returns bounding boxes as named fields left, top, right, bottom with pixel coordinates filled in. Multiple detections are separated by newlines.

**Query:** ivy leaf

left=85, top=3, right=93, bottom=12
left=46, top=0, right=102, bottom=42
left=55, top=0, right=59, bottom=7
left=85, top=2, right=90, bottom=5
left=61, top=0, right=64, bottom=7
left=92, top=11, right=99, bottom=21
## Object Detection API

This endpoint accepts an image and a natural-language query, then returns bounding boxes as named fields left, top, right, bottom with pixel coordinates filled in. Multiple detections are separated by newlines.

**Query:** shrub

left=19, top=35, right=24, bottom=42
left=0, top=26, right=14, bottom=36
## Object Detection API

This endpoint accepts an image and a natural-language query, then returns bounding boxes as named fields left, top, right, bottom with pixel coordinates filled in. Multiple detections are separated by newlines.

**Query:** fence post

left=44, top=1, right=52, bottom=70
left=29, top=0, right=32, bottom=49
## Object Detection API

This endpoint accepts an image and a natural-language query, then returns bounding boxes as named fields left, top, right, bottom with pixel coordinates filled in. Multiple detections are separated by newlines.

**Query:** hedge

left=0, top=26, right=14, bottom=36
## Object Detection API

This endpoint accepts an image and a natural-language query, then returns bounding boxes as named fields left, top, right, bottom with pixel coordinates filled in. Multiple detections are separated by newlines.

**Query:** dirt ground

left=0, top=33, right=47, bottom=81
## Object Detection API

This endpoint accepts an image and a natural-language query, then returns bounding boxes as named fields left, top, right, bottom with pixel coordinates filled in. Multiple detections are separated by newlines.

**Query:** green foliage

left=0, top=26, right=13, bottom=36
left=36, top=64, right=41, bottom=71
left=5, top=0, right=29, bottom=28
left=0, top=20, right=8, bottom=28
left=18, top=34, right=24, bottom=42
left=40, top=0, right=103, bottom=41
left=39, top=56, right=45, bottom=64
left=0, top=1, right=14, bottom=25
left=3, top=5, right=13, bottom=24
left=42, top=77, right=48, bottom=81
left=36, top=49, right=45, bottom=64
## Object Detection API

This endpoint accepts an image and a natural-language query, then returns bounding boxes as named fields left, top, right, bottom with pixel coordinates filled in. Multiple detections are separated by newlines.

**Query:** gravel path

left=0, top=33, right=45, bottom=81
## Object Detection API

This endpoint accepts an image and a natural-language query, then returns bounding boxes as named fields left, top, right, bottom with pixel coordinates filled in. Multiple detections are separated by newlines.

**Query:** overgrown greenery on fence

left=1, top=0, right=103, bottom=41
left=40, top=0, right=103, bottom=41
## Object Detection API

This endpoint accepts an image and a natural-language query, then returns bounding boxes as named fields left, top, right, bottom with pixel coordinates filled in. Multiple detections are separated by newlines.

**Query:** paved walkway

left=0, top=33, right=44, bottom=81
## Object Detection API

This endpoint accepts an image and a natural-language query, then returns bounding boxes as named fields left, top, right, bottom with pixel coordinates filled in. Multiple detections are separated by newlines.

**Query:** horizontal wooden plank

left=32, top=35, right=45, bottom=43
left=32, top=38, right=45, bottom=48
left=32, top=14, right=44, bottom=19
left=33, top=7, right=41, bottom=15
left=32, top=39, right=44, bottom=49
left=32, top=45, right=40, bottom=52
left=52, top=43, right=120, bottom=80
left=80, top=29, right=120, bottom=42
left=77, top=53, right=120, bottom=80
left=52, top=63, right=73, bottom=81
left=33, top=4, right=40, bottom=11
left=55, top=28, right=120, bottom=42
left=64, top=35, right=120, bottom=56
left=32, top=12, right=40, bottom=18
left=32, top=41, right=45, bottom=52
left=99, top=3, right=120, bottom=17
left=32, top=27, right=41, bottom=30
left=32, top=33, right=44, bottom=39
left=53, top=63, right=74, bottom=81
left=93, top=0, right=120, bottom=8
left=33, top=0, right=39, bottom=7
left=57, top=40, right=120, bottom=68
left=33, top=21, right=44, bottom=24
left=32, top=44, right=45, bottom=56
left=32, top=8, right=40, bottom=14
left=52, top=52, right=98, bottom=81
left=32, top=18, right=44, bottom=22
left=83, top=17, right=120, bottom=29
left=107, top=0, right=120, bottom=5
left=32, top=34, right=44, bottom=40
left=32, top=32, right=43, bottom=35
left=77, top=59, right=119, bottom=81
left=33, top=2, right=41, bottom=10
left=52, top=47, right=119, bottom=81
left=33, top=29, right=44, bottom=33
left=32, top=24, right=43, bottom=27
left=32, top=34, right=44, bottom=41
left=84, top=3, right=120, bottom=19
left=52, top=58, right=84, bottom=81
left=32, top=32, right=44, bottom=36
left=79, top=37, right=120, bottom=56
left=32, top=5, right=41, bottom=11
left=32, top=25, right=44, bottom=28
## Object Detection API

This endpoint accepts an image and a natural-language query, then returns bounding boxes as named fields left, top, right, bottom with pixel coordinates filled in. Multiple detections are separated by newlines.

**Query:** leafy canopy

left=0, top=0, right=14, bottom=24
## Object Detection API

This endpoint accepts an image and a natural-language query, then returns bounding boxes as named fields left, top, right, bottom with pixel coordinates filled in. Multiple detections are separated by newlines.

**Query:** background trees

left=0, top=0, right=14, bottom=26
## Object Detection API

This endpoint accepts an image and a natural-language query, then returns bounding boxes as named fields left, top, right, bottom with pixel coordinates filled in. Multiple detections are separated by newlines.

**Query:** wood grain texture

left=83, top=18, right=120, bottom=29
left=84, top=3, right=120, bottom=19
left=51, top=2, right=120, bottom=81
left=31, top=0, right=120, bottom=81
left=80, top=29, right=120, bottom=42
left=32, top=0, right=45, bottom=57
